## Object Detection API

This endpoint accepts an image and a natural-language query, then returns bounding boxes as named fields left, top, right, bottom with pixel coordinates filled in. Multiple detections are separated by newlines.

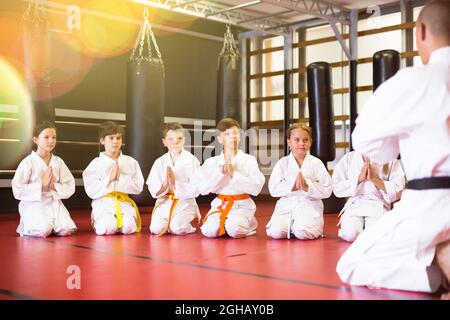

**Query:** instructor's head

left=416, top=0, right=450, bottom=64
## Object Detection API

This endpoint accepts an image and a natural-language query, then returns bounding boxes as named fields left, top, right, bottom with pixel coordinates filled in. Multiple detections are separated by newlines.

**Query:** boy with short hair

left=83, top=121, right=144, bottom=235
left=196, top=118, right=265, bottom=238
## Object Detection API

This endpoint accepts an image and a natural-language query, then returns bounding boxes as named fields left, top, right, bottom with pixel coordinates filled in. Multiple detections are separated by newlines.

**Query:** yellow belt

left=105, top=192, right=141, bottom=232
left=151, top=191, right=179, bottom=237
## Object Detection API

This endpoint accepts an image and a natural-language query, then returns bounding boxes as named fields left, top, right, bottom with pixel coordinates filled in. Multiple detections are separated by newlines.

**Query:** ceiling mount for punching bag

left=216, top=25, right=241, bottom=124
left=23, top=0, right=55, bottom=125
left=126, top=8, right=165, bottom=206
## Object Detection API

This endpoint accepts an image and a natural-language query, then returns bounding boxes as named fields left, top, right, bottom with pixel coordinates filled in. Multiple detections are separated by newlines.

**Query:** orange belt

left=151, top=191, right=179, bottom=237
left=202, top=194, right=250, bottom=236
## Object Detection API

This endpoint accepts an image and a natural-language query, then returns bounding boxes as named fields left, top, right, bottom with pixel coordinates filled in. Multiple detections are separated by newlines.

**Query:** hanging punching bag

left=216, top=26, right=241, bottom=124
left=22, top=1, right=55, bottom=125
left=306, top=62, right=335, bottom=164
left=373, top=49, right=400, bottom=91
left=126, top=9, right=165, bottom=206
left=373, top=50, right=401, bottom=161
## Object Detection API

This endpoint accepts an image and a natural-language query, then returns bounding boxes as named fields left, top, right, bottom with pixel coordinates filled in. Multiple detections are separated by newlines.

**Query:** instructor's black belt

left=407, top=177, right=450, bottom=190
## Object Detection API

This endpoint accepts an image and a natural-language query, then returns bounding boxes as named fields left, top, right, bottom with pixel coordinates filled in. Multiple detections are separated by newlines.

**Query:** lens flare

left=0, top=57, right=34, bottom=169
left=147, top=8, right=199, bottom=37
left=46, top=32, right=95, bottom=99
left=78, top=1, right=138, bottom=58
left=0, top=10, right=26, bottom=76
left=0, top=3, right=97, bottom=101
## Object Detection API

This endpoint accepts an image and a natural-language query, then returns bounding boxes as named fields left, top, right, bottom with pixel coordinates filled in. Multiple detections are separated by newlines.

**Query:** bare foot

left=436, top=240, right=450, bottom=299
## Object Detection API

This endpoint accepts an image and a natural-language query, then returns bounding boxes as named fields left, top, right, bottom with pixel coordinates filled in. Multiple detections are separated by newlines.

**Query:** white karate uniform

left=195, top=150, right=265, bottom=238
left=337, top=47, right=450, bottom=293
left=12, top=151, right=77, bottom=238
left=83, top=152, right=144, bottom=235
left=266, top=153, right=332, bottom=240
left=332, top=151, right=406, bottom=242
left=147, top=149, right=201, bottom=236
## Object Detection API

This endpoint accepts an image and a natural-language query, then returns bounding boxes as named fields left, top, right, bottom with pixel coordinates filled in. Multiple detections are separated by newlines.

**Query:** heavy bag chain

left=22, top=0, right=52, bottom=86
left=218, top=25, right=239, bottom=70
left=23, top=0, right=48, bottom=25
left=130, top=8, right=165, bottom=76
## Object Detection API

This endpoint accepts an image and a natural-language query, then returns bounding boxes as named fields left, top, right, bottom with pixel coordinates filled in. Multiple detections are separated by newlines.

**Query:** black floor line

left=0, top=288, right=37, bottom=300
left=38, top=238, right=432, bottom=300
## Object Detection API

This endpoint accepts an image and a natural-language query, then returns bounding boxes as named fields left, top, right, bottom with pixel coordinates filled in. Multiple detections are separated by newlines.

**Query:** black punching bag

left=126, top=9, right=165, bottom=206
left=216, top=26, right=241, bottom=124
left=373, top=50, right=400, bottom=91
left=23, top=1, right=55, bottom=125
left=306, top=62, right=335, bottom=164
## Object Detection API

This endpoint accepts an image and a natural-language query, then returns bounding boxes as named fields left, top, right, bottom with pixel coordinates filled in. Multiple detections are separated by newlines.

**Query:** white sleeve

left=268, top=160, right=297, bottom=198
left=51, top=158, right=75, bottom=200
left=332, top=154, right=359, bottom=198
left=352, top=69, right=424, bottom=163
left=174, top=158, right=201, bottom=200
left=304, top=160, right=333, bottom=199
left=11, top=159, right=42, bottom=201
left=147, top=159, right=169, bottom=199
left=380, top=160, right=406, bottom=203
left=82, top=160, right=113, bottom=200
left=116, top=159, right=144, bottom=195
left=194, top=158, right=228, bottom=196
left=228, top=156, right=265, bottom=196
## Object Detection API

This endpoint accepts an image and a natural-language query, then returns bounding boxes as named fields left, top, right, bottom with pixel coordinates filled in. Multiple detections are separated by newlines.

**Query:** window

left=247, top=5, right=420, bottom=168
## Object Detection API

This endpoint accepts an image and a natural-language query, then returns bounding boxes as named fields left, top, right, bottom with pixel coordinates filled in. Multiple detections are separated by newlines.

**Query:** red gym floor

left=0, top=201, right=439, bottom=300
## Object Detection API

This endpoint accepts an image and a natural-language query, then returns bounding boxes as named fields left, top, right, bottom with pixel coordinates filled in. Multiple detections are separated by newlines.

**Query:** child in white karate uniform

left=12, top=121, right=77, bottom=237
left=83, top=121, right=144, bottom=235
left=332, top=151, right=406, bottom=242
left=196, top=118, right=265, bottom=238
left=266, top=124, right=332, bottom=240
left=147, top=123, right=201, bottom=236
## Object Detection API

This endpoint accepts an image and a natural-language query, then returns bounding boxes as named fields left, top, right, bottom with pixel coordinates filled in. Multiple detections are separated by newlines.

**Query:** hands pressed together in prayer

left=40, top=167, right=56, bottom=192
left=220, top=138, right=237, bottom=177
left=165, top=166, right=176, bottom=190
left=156, top=166, right=176, bottom=196
left=156, top=166, right=175, bottom=195
left=109, top=161, right=121, bottom=184
left=292, top=171, right=309, bottom=192
left=358, top=155, right=386, bottom=192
